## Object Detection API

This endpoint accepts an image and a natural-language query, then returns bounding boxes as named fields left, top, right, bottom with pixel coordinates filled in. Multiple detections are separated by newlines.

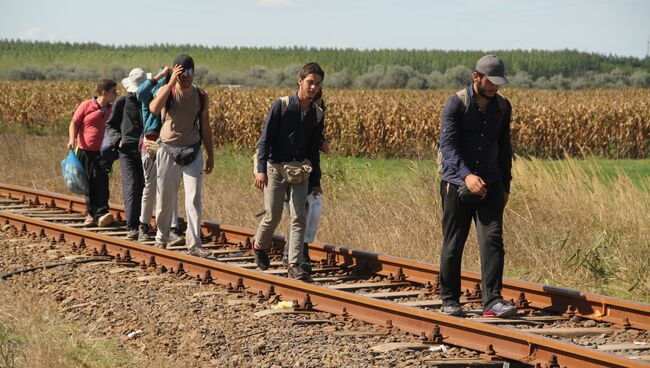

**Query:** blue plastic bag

left=61, top=150, right=88, bottom=195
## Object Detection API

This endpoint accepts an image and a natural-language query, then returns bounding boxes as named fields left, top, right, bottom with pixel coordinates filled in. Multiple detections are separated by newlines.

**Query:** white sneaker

left=97, top=213, right=114, bottom=227
left=187, top=246, right=211, bottom=258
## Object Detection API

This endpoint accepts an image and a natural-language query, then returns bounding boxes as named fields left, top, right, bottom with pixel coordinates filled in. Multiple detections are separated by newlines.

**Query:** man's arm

left=105, top=96, right=125, bottom=147
left=440, top=95, right=472, bottom=180
left=67, top=101, right=87, bottom=150
left=254, top=99, right=282, bottom=190
left=137, top=66, right=169, bottom=104
left=200, top=92, right=214, bottom=174
left=149, top=65, right=181, bottom=115
left=498, top=98, right=513, bottom=194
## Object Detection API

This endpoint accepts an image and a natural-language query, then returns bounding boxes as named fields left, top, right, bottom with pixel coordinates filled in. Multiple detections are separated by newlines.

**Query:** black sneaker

left=302, top=243, right=311, bottom=264
left=254, top=249, right=270, bottom=270
left=126, top=228, right=139, bottom=240
left=287, top=264, right=312, bottom=282
left=441, top=302, right=464, bottom=317
left=138, top=224, right=153, bottom=242
left=483, top=300, right=517, bottom=318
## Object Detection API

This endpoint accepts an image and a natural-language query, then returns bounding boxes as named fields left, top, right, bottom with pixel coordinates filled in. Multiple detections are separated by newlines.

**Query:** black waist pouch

left=161, top=142, right=201, bottom=166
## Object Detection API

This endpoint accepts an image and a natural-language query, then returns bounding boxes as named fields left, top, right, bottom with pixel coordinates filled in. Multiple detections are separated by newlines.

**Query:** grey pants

left=140, top=148, right=179, bottom=228
left=255, top=162, right=308, bottom=265
left=155, top=147, right=203, bottom=248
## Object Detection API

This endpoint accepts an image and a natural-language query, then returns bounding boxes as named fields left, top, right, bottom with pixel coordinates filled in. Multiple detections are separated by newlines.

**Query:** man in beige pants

left=253, top=62, right=325, bottom=281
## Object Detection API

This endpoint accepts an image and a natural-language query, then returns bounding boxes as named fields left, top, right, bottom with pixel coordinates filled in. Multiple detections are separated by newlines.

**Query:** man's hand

left=67, top=139, right=74, bottom=150
left=255, top=173, right=268, bottom=190
left=311, top=186, right=323, bottom=195
left=154, top=66, right=170, bottom=81
left=168, top=65, right=183, bottom=86
left=464, top=174, right=487, bottom=197
left=204, top=155, right=214, bottom=174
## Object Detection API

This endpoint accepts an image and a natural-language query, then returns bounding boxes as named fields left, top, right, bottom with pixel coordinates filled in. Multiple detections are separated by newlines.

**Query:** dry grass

left=1, top=134, right=648, bottom=302
left=0, top=285, right=148, bottom=368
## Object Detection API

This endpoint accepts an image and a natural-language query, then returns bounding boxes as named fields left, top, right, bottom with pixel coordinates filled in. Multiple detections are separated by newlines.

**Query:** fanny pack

left=161, top=141, right=201, bottom=166
left=280, top=160, right=312, bottom=184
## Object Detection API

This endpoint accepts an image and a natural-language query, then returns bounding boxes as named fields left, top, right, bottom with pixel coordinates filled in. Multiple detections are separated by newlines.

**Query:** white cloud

left=255, top=0, right=293, bottom=7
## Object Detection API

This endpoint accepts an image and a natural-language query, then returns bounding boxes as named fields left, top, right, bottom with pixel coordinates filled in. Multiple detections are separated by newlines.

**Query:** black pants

left=119, top=148, right=144, bottom=229
left=439, top=180, right=506, bottom=310
left=76, top=149, right=111, bottom=221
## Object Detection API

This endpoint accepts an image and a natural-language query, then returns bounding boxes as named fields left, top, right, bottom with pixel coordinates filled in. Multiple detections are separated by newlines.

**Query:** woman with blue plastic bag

left=66, top=79, right=118, bottom=227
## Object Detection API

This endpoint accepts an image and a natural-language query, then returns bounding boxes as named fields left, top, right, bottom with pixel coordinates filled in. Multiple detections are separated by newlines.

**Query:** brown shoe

left=83, top=214, right=96, bottom=227
left=97, top=213, right=114, bottom=227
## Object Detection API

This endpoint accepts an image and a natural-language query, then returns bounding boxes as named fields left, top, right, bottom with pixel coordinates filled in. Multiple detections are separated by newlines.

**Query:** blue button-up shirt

left=439, top=85, right=513, bottom=192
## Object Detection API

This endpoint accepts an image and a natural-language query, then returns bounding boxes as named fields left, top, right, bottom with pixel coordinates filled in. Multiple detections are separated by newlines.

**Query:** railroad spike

left=50, top=236, right=57, bottom=245
left=34, top=196, right=40, bottom=205
left=148, top=256, right=157, bottom=268
left=266, top=285, right=276, bottom=297
left=481, top=344, right=499, bottom=361
left=235, top=277, right=246, bottom=292
left=28, top=199, right=33, bottom=206
left=39, top=228, right=46, bottom=238
left=50, top=199, right=56, bottom=208
left=100, top=244, right=108, bottom=256
left=68, top=200, right=73, bottom=212
left=327, top=253, right=337, bottom=267
left=159, top=265, right=168, bottom=273
left=291, top=299, right=300, bottom=309
left=124, top=250, right=132, bottom=263
left=202, top=270, right=213, bottom=284
left=621, top=317, right=631, bottom=329
left=71, top=242, right=78, bottom=252
left=422, top=325, right=446, bottom=344
left=546, top=355, right=560, bottom=368
left=195, top=274, right=202, bottom=284
left=58, top=233, right=65, bottom=243
left=79, top=238, right=86, bottom=249
left=244, top=237, right=252, bottom=249
left=219, top=232, right=228, bottom=244
left=467, top=284, right=481, bottom=301
left=395, top=267, right=406, bottom=281
left=516, top=292, right=530, bottom=308
left=299, top=294, right=314, bottom=310
left=563, top=304, right=576, bottom=317
left=176, top=263, right=185, bottom=276
left=385, top=319, right=393, bottom=329
left=92, top=248, right=99, bottom=257
left=226, top=282, right=234, bottom=292
left=115, top=253, right=122, bottom=262
left=140, top=260, right=147, bottom=269
left=257, top=290, right=267, bottom=302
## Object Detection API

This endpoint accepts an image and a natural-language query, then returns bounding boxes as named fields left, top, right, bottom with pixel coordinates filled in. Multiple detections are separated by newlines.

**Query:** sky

left=1, top=0, right=649, bottom=59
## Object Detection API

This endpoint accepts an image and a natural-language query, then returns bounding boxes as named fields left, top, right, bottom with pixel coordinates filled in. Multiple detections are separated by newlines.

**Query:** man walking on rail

left=253, top=62, right=325, bottom=281
left=438, top=55, right=516, bottom=318
left=149, top=54, right=214, bottom=258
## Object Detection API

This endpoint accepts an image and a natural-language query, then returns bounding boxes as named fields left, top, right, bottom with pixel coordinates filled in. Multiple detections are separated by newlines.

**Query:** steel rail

left=1, top=210, right=647, bottom=368
left=1, top=182, right=648, bottom=332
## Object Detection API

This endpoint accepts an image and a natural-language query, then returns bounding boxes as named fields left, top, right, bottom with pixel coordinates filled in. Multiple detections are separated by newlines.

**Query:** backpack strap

left=280, top=96, right=290, bottom=117
left=455, top=88, right=507, bottom=115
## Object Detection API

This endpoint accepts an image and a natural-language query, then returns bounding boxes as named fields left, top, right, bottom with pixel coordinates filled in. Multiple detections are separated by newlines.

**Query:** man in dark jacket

left=253, top=62, right=325, bottom=281
left=105, top=68, right=147, bottom=239
left=438, top=55, right=515, bottom=318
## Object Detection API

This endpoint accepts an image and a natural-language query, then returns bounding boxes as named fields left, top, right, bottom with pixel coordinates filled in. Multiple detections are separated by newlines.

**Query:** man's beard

left=476, top=84, right=495, bottom=99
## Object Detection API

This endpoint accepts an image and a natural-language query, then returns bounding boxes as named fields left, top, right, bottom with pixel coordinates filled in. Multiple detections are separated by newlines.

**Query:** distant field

left=1, top=81, right=649, bottom=159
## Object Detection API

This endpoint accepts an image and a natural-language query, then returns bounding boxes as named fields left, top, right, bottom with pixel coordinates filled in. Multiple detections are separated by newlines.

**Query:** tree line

left=2, top=40, right=649, bottom=89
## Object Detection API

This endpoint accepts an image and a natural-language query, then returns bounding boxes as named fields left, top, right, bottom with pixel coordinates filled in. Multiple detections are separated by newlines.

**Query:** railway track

left=1, top=183, right=648, bottom=367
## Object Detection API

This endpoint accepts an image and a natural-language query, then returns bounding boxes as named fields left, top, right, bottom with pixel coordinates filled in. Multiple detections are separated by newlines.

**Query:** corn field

left=1, top=81, right=649, bottom=158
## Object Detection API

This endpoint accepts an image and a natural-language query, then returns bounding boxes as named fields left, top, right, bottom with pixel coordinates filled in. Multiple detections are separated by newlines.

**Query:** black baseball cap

left=475, top=55, right=508, bottom=85
left=173, top=54, right=194, bottom=71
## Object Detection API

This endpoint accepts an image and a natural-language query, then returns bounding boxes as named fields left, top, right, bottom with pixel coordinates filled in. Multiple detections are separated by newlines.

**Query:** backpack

left=253, top=96, right=324, bottom=174
left=436, top=89, right=508, bottom=174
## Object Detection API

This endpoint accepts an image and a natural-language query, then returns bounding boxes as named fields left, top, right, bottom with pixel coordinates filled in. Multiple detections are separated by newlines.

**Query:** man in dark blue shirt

left=438, top=55, right=516, bottom=318
left=253, top=62, right=325, bottom=281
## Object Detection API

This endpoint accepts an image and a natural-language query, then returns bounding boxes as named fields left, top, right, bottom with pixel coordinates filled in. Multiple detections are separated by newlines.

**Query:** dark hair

left=299, top=62, right=325, bottom=81
left=96, top=79, right=117, bottom=94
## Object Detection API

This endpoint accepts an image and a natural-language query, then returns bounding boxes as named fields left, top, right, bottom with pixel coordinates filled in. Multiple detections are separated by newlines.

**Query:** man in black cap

left=149, top=54, right=214, bottom=258
left=438, top=54, right=515, bottom=318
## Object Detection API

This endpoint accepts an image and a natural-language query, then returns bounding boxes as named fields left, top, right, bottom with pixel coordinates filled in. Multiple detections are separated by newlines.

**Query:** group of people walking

left=67, top=54, right=517, bottom=318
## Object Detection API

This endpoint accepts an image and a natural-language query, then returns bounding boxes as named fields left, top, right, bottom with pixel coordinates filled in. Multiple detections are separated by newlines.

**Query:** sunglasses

left=181, top=68, right=194, bottom=77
